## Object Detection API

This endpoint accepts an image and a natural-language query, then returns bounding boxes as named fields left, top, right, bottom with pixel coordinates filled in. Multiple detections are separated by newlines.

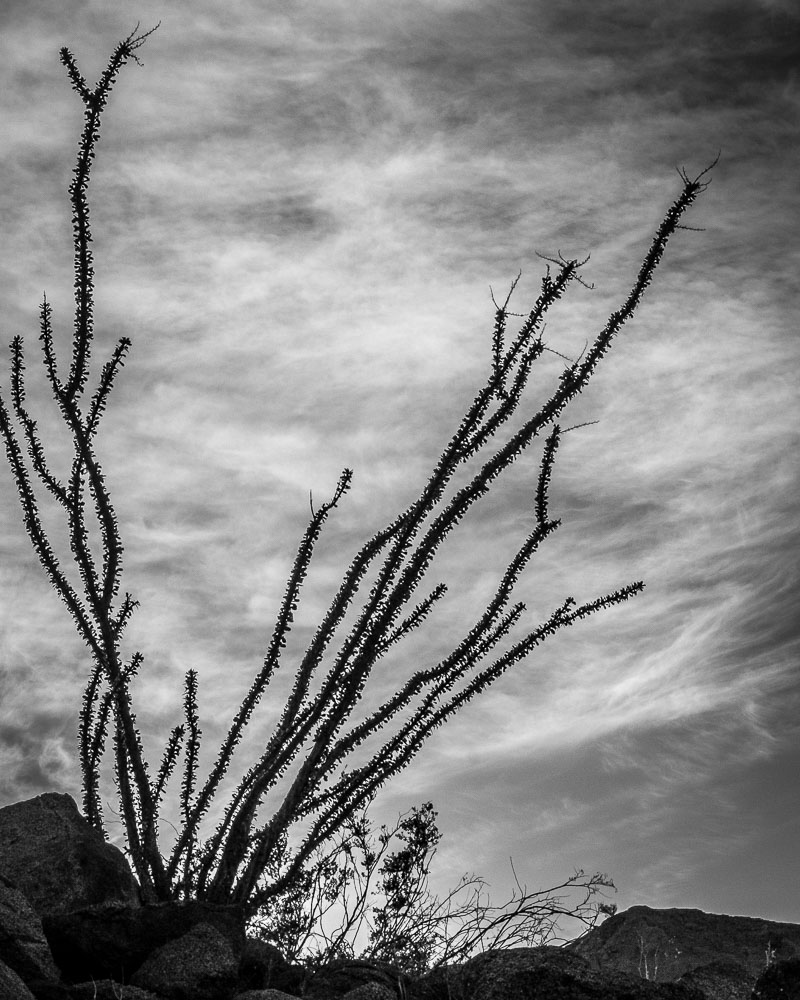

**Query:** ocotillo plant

left=0, top=27, right=716, bottom=917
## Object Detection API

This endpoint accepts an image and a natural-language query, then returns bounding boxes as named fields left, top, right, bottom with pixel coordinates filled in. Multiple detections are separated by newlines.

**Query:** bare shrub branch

left=250, top=796, right=616, bottom=974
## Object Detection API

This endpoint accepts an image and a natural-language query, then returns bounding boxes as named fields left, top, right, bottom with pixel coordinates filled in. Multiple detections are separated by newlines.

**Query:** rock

left=19, top=983, right=71, bottom=1000
left=568, top=906, right=800, bottom=982
left=131, top=920, right=240, bottom=1000
left=303, top=956, right=406, bottom=998
left=69, top=980, right=164, bottom=999
left=408, top=962, right=461, bottom=1000
left=450, top=946, right=706, bottom=1000
left=341, top=984, right=397, bottom=1000
left=677, top=959, right=755, bottom=1000
left=236, top=991, right=302, bottom=1000
left=0, top=812, right=793, bottom=1000
left=0, top=873, right=61, bottom=986
left=0, top=957, right=37, bottom=1000
left=42, top=898, right=244, bottom=984
left=0, top=793, right=140, bottom=918
left=752, top=956, right=800, bottom=999
left=239, top=936, right=305, bottom=995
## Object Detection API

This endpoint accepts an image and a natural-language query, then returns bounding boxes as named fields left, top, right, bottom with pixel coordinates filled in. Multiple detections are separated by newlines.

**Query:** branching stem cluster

left=0, top=27, right=714, bottom=916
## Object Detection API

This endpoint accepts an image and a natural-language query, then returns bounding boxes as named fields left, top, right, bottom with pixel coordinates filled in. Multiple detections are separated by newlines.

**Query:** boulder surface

left=0, top=873, right=61, bottom=985
left=752, top=955, right=800, bottom=999
left=568, top=904, right=800, bottom=981
left=445, top=946, right=705, bottom=1000
left=42, top=898, right=244, bottom=984
left=131, top=920, right=240, bottom=1000
left=0, top=793, right=140, bottom=918
left=3, top=792, right=800, bottom=1000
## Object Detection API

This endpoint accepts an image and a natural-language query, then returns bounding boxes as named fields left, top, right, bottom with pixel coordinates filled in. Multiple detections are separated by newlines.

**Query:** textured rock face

left=303, top=957, right=407, bottom=999
left=677, top=959, right=756, bottom=1000
left=0, top=793, right=140, bottom=918
left=238, top=937, right=304, bottom=996
left=448, top=946, right=705, bottom=1000
left=0, top=873, right=61, bottom=985
left=131, top=921, right=240, bottom=1000
left=567, top=904, right=800, bottom=981
left=3, top=791, right=800, bottom=1000
left=236, top=991, right=307, bottom=1000
left=69, top=982, right=161, bottom=1000
left=337, top=985, right=396, bottom=1000
left=752, top=956, right=800, bottom=999
left=235, top=992, right=304, bottom=1000
left=42, top=898, right=245, bottom=984
left=0, top=958, right=37, bottom=1000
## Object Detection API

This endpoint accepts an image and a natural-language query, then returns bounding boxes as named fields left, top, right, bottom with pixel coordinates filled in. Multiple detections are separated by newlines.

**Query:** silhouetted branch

left=0, top=27, right=715, bottom=919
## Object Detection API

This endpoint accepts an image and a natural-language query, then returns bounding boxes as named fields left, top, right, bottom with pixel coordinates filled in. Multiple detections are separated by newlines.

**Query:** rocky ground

left=1, top=792, right=798, bottom=1000
left=567, top=904, right=800, bottom=982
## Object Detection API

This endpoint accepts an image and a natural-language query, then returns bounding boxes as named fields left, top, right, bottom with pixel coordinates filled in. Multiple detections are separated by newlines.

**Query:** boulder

left=239, top=936, right=305, bottom=995
left=69, top=979, right=163, bottom=999
left=19, top=984, right=71, bottom=1000
left=0, top=793, right=140, bottom=918
left=303, top=956, right=406, bottom=998
left=0, top=873, right=61, bottom=986
left=752, top=956, right=800, bottom=999
left=340, top=985, right=397, bottom=1000
left=42, top=898, right=244, bottom=984
left=677, top=959, right=755, bottom=1000
left=568, top=906, right=800, bottom=981
left=409, top=962, right=461, bottom=1000
left=0, top=957, right=37, bottom=1000
left=448, top=946, right=706, bottom=1000
left=0, top=805, right=788, bottom=1000
left=236, top=992, right=303, bottom=1000
left=131, top=920, right=240, bottom=1000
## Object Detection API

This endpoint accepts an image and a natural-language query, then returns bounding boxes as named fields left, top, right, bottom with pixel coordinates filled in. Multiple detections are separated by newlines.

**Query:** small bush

left=250, top=794, right=616, bottom=975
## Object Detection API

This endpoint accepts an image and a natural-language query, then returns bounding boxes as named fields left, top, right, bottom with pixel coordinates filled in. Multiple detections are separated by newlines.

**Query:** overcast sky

left=1, top=0, right=798, bottom=932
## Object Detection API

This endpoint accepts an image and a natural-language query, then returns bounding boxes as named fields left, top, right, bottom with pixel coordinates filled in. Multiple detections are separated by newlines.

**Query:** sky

left=0, top=0, right=798, bottom=935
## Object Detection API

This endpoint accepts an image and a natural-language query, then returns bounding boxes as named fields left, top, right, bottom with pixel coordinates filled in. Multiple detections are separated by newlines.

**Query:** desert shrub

left=250, top=794, right=615, bottom=974
left=0, top=25, right=715, bottom=920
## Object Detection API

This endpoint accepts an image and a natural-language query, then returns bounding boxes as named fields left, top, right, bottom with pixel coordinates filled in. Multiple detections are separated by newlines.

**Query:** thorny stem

left=0, top=26, right=716, bottom=913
